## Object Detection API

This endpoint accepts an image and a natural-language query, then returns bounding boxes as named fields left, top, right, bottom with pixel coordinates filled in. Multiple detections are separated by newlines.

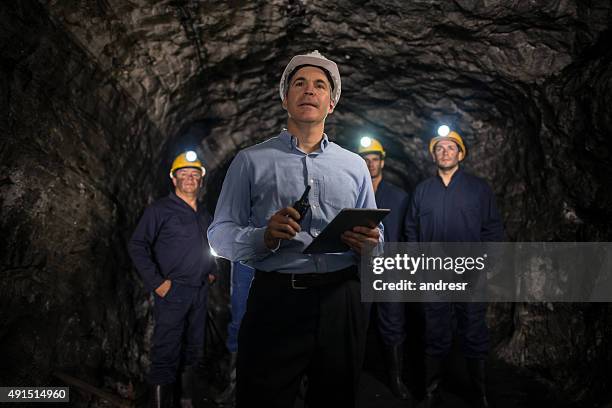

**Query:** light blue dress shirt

left=208, top=130, right=381, bottom=274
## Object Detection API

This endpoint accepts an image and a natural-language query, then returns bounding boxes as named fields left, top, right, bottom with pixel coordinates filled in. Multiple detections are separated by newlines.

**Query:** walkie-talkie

left=292, top=185, right=311, bottom=223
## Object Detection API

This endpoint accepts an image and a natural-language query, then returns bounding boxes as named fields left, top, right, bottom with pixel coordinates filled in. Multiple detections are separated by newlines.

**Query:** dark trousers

left=424, top=302, right=489, bottom=359
left=149, top=282, right=209, bottom=384
left=236, top=269, right=367, bottom=408
left=376, top=302, right=407, bottom=346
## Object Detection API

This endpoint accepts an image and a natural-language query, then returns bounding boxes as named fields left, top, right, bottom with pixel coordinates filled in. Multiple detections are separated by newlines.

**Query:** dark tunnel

left=1, top=0, right=612, bottom=407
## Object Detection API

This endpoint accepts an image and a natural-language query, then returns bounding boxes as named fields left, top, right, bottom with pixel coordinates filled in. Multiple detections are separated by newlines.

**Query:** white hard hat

left=279, top=50, right=341, bottom=107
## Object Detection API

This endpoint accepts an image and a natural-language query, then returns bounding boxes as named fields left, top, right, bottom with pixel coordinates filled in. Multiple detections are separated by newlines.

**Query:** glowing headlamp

left=185, top=151, right=197, bottom=162
left=437, top=125, right=450, bottom=137
left=360, top=137, right=372, bottom=148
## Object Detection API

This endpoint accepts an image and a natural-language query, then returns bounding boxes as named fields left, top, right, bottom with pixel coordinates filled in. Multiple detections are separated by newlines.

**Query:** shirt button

left=309, top=179, right=314, bottom=184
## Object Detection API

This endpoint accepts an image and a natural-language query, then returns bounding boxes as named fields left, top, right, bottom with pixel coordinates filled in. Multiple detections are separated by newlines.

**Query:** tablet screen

left=303, top=208, right=390, bottom=254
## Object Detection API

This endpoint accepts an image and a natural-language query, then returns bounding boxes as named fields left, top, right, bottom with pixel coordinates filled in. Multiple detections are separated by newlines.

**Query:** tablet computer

left=303, top=208, right=390, bottom=254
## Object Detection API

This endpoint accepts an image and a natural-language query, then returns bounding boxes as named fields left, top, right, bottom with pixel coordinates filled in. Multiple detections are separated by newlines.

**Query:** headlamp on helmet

left=169, top=151, right=206, bottom=179
left=357, top=136, right=386, bottom=159
left=429, top=125, right=467, bottom=159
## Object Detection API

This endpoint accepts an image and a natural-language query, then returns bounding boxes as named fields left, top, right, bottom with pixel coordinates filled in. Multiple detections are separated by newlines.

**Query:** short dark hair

left=286, top=64, right=335, bottom=93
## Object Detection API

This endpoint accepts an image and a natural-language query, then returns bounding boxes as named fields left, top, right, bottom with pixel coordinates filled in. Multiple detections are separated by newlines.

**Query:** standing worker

left=208, top=50, right=381, bottom=408
left=358, top=137, right=412, bottom=401
left=129, top=151, right=216, bottom=408
left=405, top=126, right=504, bottom=408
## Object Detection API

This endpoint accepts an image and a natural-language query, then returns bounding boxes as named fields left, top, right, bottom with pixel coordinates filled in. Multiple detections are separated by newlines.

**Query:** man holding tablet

left=208, top=50, right=381, bottom=408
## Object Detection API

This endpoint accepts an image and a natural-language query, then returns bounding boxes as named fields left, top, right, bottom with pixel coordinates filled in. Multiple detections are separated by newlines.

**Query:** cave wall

left=39, top=0, right=612, bottom=240
left=1, top=0, right=612, bottom=404
left=0, top=1, right=165, bottom=386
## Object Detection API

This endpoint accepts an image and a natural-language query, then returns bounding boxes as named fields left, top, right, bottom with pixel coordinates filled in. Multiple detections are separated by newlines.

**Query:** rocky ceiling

left=1, top=0, right=611, bottom=406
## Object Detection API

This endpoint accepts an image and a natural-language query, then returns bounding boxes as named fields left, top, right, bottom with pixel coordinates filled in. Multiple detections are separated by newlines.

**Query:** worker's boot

left=180, top=365, right=195, bottom=408
left=420, top=355, right=442, bottom=408
left=466, top=359, right=489, bottom=408
left=384, top=343, right=411, bottom=401
left=215, top=352, right=237, bottom=407
left=149, top=383, right=174, bottom=408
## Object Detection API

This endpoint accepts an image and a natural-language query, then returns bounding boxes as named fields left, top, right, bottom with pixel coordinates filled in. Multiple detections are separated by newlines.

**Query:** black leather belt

left=255, top=265, right=358, bottom=289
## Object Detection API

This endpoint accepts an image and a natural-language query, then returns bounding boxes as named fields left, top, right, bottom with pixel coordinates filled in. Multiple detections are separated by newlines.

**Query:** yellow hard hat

left=429, top=127, right=467, bottom=160
left=358, top=137, right=386, bottom=159
left=169, top=151, right=206, bottom=178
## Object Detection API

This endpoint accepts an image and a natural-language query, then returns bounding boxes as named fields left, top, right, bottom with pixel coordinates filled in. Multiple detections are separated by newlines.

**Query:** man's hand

left=155, top=279, right=172, bottom=297
left=208, top=274, right=216, bottom=285
left=264, top=207, right=302, bottom=249
left=341, top=225, right=380, bottom=255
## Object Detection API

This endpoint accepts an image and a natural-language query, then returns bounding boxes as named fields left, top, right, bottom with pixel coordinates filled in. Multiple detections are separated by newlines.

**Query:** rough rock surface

left=1, top=0, right=611, bottom=405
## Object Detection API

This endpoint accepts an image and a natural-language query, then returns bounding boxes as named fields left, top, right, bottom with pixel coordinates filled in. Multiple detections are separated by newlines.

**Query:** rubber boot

left=466, top=359, right=489, bottom=408
left=384, top=343, right=411, bottom=401
left=180, top=365, right=195, bottom=408
left=420, top=355, right=442, bottom=408
left=215, top=352, right=237, bottom=407
left=149, top=383, right=174, bottom=408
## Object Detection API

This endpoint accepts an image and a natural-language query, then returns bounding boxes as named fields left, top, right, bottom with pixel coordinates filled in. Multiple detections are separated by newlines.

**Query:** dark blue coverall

left=226, top=261, right=255, bottom=353
left=404, top=169, right=504, bottom=358
left=129, top=192, right=215, bottom=384
left=374, top=179, right=410, bottom=346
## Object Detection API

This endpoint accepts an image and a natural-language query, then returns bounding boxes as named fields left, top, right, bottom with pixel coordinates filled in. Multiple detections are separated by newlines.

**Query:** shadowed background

left=1, top=0, right=611, bottom=406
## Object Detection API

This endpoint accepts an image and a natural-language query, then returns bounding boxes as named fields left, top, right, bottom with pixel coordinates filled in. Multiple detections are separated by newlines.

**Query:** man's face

left=172, top=167, right=203, bottom=195
left=363, top=153, right=384, bottom=179
left=433, top=139, right=464, bottom=171
left=282, top=66, right=334, bottom=124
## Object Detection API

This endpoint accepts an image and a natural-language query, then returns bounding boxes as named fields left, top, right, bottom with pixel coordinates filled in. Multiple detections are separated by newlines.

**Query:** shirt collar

left=279, top=129, right=329, bottom=153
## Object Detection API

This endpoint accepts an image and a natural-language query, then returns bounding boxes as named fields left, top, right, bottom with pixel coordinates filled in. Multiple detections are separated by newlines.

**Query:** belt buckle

left=291, top=274, right=308, bottom=290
